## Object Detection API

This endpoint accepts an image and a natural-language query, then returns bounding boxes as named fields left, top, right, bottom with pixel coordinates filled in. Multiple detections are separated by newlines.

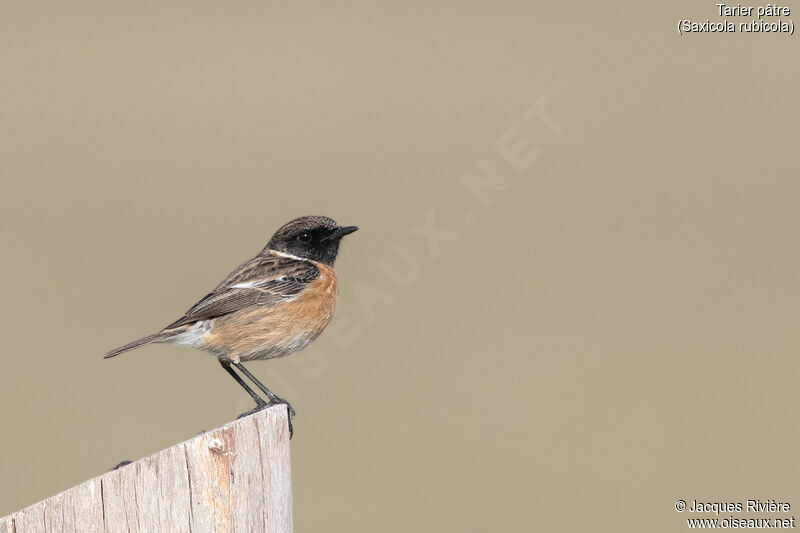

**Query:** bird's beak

left=324, top=226, right=359, bottom=241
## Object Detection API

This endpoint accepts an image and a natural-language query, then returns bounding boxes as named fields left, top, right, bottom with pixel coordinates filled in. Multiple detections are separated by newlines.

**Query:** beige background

left=1, top=2, right=799, bottom=532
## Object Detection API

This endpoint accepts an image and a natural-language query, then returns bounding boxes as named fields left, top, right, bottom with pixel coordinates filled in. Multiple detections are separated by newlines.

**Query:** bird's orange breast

left=203, top=262, right=339, bottom=362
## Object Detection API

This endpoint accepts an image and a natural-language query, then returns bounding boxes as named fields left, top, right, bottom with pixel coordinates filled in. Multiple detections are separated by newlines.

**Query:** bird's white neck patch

left=270, top=250, right=309, bottom=262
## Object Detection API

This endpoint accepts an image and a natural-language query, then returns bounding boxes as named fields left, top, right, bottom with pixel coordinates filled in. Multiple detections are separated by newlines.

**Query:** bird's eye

left=298, top=232, right=312, bottom=243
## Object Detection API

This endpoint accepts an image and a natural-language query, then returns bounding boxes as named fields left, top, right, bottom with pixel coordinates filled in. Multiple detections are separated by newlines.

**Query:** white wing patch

left=231, top=276, right=287, bottom=289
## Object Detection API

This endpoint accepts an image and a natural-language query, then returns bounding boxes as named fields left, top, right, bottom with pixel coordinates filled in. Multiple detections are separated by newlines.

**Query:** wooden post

left=0, top=405, right=293, bottom=533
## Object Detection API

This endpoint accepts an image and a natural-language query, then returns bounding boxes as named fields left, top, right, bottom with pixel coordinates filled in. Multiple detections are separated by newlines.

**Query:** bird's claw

left=236, top=400, right=294, bottom=439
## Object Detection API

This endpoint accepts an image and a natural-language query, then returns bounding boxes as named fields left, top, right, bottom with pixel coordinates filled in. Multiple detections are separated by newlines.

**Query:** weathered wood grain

left=62, top=478, right=103, bottom=533
left=258, top=407, right=293, bottom=531
left=0, top=514, right=13, bottom=533
left=13, top=502, right=44, bottom=533
left=101, top=461, right=140, bottom=533
left=2, top=405, right=292, bottom=533
left=41, top=492, right=63, bottom=532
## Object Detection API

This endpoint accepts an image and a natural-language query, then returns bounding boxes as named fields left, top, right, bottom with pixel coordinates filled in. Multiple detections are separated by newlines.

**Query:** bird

left=105, top=215, right=358, bottom=437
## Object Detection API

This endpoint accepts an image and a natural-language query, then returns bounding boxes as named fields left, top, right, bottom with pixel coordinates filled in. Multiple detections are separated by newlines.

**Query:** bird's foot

left=237, top=400, right=269, bottom=420
left=237, top=399, right=295, bottom=439
left=273, top=398, right=295, bottom=420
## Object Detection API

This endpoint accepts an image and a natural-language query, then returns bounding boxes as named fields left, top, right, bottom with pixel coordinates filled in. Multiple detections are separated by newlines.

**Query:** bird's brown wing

left=163, top=253, right=320, bottom=330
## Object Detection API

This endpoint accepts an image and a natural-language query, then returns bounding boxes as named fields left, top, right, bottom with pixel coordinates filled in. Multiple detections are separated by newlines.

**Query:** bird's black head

left=265, top=216, right=358, bottom=266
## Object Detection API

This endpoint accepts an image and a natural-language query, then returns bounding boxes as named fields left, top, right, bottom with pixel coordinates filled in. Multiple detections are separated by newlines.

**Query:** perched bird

left=105, top=215, right=358, bottom=437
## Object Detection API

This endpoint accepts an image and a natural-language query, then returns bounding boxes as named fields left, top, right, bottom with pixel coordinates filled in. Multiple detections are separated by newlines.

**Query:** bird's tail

left=104, top=332, right=175, bottom=359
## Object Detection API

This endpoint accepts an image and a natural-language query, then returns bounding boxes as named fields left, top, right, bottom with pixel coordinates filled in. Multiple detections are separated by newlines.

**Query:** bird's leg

left=233, top=362, right=296, bottom=421
left=219, top=360, right=268, bottom=418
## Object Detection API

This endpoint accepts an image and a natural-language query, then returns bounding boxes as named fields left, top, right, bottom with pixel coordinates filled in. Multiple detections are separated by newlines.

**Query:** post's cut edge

left=0, top=404, right=292, bottom=532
